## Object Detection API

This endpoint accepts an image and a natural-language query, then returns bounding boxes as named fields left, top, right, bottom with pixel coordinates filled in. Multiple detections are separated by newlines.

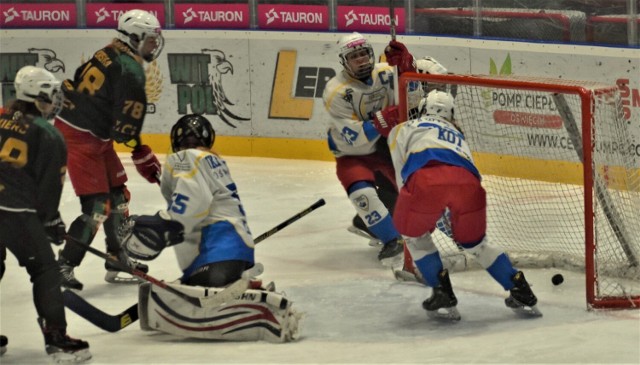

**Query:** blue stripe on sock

left=486, top=253, right=518, bottom=290
left=414, top=252, right=444, bottom=287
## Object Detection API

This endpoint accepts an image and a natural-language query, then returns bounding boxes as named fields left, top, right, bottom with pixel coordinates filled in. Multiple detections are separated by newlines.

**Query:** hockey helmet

left=117, top=9, right=164, bottom=62
left=337, top=32, right=374, bottom=80
left=170, top=114, right=215, bottom=152
left=14, top=65, right=63, bottom=119
left=419, top=90, right=455, bottom=121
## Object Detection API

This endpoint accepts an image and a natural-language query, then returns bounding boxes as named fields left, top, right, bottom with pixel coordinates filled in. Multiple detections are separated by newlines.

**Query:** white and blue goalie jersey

left=160, top=149, right=254, bottom=273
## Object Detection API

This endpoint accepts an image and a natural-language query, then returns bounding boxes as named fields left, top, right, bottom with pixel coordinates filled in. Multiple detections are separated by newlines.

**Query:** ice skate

left=38, top=318, right=91, bottom=364
left=422, top=269, right=461, bottom=321
left=378, top=237, right=404, bottom=266
left=104, top=250, right=149, bottom=284
left=57, top=252, right=83, bottom=291
left=347, top=215, right=382, bottom=247
left=505, top=271, right=542, bottom=317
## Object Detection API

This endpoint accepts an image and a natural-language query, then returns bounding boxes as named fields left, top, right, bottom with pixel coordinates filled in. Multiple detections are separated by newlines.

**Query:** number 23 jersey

left=322, top=64, right=395, bottom=157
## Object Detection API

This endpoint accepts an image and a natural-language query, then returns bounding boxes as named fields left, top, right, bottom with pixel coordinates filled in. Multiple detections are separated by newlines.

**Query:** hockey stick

left=68, top=238, right=249, bottom=309
left=63, top=290, right=138, bottom=333
left=388, top=0, right=400, bottom=107
left=252, top=198, right=325, bottom=244
left=64, top=199, right=326, bottom=331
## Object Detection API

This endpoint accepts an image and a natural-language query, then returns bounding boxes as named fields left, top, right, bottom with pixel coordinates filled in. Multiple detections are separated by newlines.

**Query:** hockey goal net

left=398, top=73, right=640, bottom=309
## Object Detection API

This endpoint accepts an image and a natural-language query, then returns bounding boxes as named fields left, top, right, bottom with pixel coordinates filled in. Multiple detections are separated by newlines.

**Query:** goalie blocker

left=138, top=281, right=301, bottom=343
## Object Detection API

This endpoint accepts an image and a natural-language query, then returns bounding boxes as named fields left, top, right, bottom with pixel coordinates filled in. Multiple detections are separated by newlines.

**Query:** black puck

left=552, top=273, right=564, bottom=286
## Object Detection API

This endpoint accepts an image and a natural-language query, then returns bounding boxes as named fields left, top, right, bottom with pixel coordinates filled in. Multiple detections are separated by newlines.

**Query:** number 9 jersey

left=57, top=42, right=147, bottom=145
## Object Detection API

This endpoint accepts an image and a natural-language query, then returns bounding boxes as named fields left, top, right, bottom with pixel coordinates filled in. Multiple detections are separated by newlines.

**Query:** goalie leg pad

left=139, top=282, right=301, bottom=343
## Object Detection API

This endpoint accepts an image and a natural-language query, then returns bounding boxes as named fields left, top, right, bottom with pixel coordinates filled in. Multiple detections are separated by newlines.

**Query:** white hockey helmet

left=117, top=9, right=164, bottom=62
left=14, top=65, right=63, bottom=119
left=419, top=90, right=455, bottom=121
left=337, top=32, right=374, bottom=79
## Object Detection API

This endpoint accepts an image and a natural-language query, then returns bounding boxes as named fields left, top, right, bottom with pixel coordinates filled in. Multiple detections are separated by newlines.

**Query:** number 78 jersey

left=387, top=115, right=481, bottom=189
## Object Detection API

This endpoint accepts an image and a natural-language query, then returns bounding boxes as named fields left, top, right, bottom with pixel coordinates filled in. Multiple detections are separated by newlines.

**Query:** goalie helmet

left=170, top=114, right=215, bottom=152
left=419, top=90, right=455, bottom=121
left=337, top=32, right=374, bottom=80
left=14, top=65, right=63, bottom=119
left=116, top=9, right=164, bottom=62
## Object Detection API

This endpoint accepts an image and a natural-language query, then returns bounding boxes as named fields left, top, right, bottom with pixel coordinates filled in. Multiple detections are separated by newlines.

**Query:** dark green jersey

left=0, top=112, right=67, bottom=222
left=58, top=42, right=147, bottom=145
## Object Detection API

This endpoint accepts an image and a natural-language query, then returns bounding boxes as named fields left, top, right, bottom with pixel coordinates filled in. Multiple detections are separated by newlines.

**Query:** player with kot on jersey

left=0, top=66, right=91, bottom=363
left=322, top=32, right=450, bottom=271
left=372, top=90, right=541, bottom=320
left=54, top=9, right=164, bottom=289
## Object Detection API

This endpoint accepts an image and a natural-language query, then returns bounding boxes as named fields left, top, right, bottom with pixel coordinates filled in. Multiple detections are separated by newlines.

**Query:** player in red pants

left=54, top=9, right=164, bottom=289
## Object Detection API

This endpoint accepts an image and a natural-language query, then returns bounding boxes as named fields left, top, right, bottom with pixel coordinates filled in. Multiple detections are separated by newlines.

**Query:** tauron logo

left=95, top=8, right=110, bottom=23
left=265, top=8, right=279, bottom=25
left=3, top=7, right=20, bottom=23
left=345, top=10, right=357, bottom=27
left=183, top=8, right=198, bottom=24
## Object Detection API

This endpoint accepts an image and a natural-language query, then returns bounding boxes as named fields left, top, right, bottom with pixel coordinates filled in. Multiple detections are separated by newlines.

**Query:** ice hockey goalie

left=137, top=282, right=302, bottom=343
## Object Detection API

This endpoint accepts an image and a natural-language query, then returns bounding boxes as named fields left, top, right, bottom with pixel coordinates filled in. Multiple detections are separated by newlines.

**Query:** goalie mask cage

left=398, top=73, right=640, bottom=310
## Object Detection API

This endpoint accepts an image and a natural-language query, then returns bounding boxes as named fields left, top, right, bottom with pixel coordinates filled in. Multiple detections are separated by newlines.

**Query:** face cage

left=342, top=47, right=374, bottom=80
left=35, top=90, right=63, bottom=120
left=139, top=34, right=164, bottom=62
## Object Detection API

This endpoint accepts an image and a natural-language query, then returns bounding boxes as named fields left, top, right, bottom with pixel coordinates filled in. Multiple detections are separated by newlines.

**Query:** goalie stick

left=64, top=199, right=326, bottom=331
left=70, top=238, right=250, bottom=309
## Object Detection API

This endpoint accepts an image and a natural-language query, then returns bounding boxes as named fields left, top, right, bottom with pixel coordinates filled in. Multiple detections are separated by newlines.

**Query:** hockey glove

left=372, top=106, right=400, bottom=138
left=132, top=144, right=161, bottom=184
left=123, top=211, right=185, bottom=261
left=44, top=213, right=66, bottom=245
left=384, top=40, right=416, bottom=75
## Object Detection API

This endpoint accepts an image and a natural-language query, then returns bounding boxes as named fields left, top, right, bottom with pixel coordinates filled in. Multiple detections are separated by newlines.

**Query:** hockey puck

left=552, top=274, right=564, bottom=286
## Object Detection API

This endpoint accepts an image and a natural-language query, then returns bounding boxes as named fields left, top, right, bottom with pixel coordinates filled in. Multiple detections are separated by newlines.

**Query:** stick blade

left=63, top=290, right=138, bottom=332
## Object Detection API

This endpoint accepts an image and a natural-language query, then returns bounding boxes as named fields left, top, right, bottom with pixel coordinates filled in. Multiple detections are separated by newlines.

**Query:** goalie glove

left=384, top=40, right=416, bottom=75
left=123, top=211, right=185, bottom=261
left=132, top=144, right=161, bottom=184
left=372, top=105, right=400, bottom=138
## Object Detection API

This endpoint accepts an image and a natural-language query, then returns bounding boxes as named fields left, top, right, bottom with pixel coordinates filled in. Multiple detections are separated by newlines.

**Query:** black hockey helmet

left=170, top=114, right=215, bottom=152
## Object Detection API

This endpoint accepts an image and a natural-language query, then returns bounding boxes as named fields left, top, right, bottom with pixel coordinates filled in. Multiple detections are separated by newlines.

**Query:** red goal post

left=398, top=72, right=640, bottom=309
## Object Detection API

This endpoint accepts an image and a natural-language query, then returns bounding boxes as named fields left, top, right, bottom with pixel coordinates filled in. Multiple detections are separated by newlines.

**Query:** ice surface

left=1, top=156, right=638, bottom=364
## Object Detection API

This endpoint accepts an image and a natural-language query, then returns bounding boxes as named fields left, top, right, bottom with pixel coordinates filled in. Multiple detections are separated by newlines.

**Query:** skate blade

left=104, top=271, right=142, bottom=284
left=50, top=349, right=92, bottom=364
left=379, top=254, right=403, bottom=268
left=347, top=226, right=382, bottom=247
left=426, top=307, right=461, bottom=321
left=392, top=268, right=426, bottom=285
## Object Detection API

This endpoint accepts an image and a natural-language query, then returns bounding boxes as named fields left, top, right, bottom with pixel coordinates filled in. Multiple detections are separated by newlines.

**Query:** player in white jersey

left=322, top=32, right=447, bottom=267
left=124, top=114, right=254, bottom=286
left=373, top=90, right=541, bottom=320
left=120, top=114, right=300, bottom=342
